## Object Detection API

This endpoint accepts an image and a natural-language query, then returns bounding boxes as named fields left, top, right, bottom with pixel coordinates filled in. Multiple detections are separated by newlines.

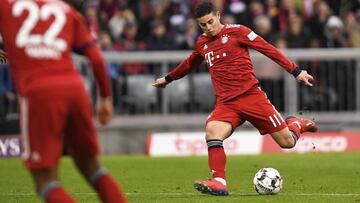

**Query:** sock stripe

left=40, top=180, right=59, bottom=201
left=290, top=130, right=299, bottom=143
left=207, top=140, right=223, bottom=149
left=206, top=139, right=223, bottom=142
left=89, top=167, right=108, bottom=186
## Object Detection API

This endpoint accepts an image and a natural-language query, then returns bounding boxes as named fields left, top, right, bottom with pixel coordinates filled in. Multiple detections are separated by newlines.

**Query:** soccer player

left=153, top=2, right=318, bottom=196
left=0, top=1, right=126, bottom=202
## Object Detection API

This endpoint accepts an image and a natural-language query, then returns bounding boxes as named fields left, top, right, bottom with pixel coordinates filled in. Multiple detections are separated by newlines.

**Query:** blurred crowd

left=83, top=0, right=360, bottom=52
left=1, top=0, right=360, bottom=117
left=1, top=0, right=360, bottom=58
left=1, top=0, right=360, bottom=50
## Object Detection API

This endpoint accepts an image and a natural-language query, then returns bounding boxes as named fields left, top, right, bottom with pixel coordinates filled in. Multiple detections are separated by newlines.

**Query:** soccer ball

left=253, top=168, right=283, bottom=195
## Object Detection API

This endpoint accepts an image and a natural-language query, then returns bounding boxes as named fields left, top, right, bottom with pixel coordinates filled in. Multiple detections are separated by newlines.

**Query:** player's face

left=196, top=11, right=222, bottom=37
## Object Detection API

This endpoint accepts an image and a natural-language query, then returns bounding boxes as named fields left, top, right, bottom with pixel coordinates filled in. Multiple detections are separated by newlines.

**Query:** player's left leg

left=194, top=104, right=243, bottom=196
left=72, top=156, right=127, bottom=203
left=65, top=87, right=127, bottom=203
left=194, top=120, right=233, bottom=196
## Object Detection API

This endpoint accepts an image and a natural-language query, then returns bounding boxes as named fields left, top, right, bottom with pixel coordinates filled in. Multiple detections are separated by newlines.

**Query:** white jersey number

left=12, top=1, right=67, bottom=58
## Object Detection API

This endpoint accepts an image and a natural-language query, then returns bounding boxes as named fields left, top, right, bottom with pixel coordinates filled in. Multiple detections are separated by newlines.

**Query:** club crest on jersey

left=221, top=34, right=230, bottom=44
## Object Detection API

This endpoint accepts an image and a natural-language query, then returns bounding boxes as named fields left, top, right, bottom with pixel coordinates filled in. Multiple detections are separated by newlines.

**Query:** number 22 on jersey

left=12, top=1, right=67, bottom=59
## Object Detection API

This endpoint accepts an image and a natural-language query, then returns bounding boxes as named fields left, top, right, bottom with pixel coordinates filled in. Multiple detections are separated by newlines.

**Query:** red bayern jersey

left=0, top=0, right=110, bottom=97
left=168, top=24, right=297, bottom=103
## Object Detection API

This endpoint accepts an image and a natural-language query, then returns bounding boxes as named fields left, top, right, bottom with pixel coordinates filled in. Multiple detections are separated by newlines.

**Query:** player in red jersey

left=0, top=0, right=126, bottom=202
left=153, top=2, right=318, bottom=196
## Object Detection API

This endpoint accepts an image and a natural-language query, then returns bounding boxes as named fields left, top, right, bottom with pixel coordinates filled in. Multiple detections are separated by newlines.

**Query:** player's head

left=63, top=0, right=85, bottom=12
left=194, top=2, right=223, bottom=37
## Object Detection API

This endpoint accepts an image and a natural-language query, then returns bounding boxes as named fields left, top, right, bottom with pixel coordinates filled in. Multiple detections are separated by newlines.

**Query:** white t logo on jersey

left=205, top=51, right=214, bottom=67
left=205, top=51, right=227, bottom=67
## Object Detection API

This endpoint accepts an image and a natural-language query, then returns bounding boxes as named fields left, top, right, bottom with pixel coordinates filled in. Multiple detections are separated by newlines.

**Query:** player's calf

left=89, top=167, right=127, bottom=203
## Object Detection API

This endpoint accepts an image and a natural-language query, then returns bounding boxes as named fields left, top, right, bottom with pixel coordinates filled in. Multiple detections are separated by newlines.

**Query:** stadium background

left=1, top=0, right=360, bottom=156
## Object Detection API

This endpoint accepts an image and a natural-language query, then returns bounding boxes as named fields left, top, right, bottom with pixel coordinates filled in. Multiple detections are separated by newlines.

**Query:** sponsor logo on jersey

left=247, top=31, right=258, bottom=41
left=221, top=34, right=230, bottom=44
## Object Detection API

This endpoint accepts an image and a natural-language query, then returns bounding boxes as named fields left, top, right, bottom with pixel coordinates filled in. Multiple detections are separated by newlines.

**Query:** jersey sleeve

left=237, top=26, right=298, bottom=74
left=73, top=11, right=96, bottom=53
left=73, top=11, right=111, bottom=98
left=167, top=46, right=204, bottom=80
left=0, top=2, right=3, bottom=35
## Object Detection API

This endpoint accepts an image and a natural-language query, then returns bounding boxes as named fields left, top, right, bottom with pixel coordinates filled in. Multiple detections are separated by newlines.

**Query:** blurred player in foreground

left=0, top=0, right=126, bottom=202
left=153, top=2, right=318, bottom=196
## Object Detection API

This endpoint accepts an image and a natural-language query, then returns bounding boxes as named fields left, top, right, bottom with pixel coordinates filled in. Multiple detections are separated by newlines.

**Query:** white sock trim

left=214, top=177, right=227, bottom=185
left=89, top=167, right=108, bottom=185
left=39, top=180, right=60, bottom=200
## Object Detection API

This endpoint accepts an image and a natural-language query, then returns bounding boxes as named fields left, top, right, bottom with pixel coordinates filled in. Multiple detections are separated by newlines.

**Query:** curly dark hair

left=63, top=0, right=85, bottom=13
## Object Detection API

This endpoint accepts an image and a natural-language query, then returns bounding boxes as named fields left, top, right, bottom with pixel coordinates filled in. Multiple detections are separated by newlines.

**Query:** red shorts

left=20, top=82, right=99, bottom=169
left=207, top=86, right=287, bottom=135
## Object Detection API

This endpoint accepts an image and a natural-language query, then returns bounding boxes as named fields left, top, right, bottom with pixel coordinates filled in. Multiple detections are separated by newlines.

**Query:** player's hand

left=296, top=70, right=314, bottom=87
left=0, top=49, right=7, bottom=64
left=152, top=77, right=169, bottom=88
left=96, top=98, right=113, bottom=125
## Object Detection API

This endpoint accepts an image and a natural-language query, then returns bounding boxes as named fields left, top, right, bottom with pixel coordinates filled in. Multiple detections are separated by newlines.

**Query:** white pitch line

left=0, top=193, right=359, bottom=196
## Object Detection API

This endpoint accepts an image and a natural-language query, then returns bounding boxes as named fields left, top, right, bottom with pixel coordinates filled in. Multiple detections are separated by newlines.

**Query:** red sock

left=208, top=147, right=227, bottom=179
left=94, top=174, right=127, bottom=203
left=46, top=187, right=76, bottom=203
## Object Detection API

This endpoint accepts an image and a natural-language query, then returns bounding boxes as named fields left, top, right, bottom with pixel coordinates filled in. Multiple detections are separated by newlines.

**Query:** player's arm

left=0, top=49, right=7, bottom=64
left=82, top=46, right=113, bottom=125
left=238, top=26, right=314, bottom=86
left=153, top=50, right=204, bottom=88
left=73, top=12, right=113, bottom=125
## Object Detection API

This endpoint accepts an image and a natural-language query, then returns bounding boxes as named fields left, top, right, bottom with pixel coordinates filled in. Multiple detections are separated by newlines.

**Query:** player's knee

left=205, top=122, right=232, bottom=140
left=205, top=125, right=221, bottom=140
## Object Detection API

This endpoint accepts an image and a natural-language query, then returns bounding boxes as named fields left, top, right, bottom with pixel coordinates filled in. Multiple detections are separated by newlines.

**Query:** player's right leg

left=19, top=94, right=76, bottom=203
left=30, top=169, right=76, bottom=203
left=270, top=117, right=318, bottom=148
left=241, top=87, right=318, bottom=148
left=286, top=116, right=318, bottom=135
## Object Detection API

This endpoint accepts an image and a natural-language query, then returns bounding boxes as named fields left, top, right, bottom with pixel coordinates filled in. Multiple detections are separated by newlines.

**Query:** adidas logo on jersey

left=203, top=44, right=208, bottom=50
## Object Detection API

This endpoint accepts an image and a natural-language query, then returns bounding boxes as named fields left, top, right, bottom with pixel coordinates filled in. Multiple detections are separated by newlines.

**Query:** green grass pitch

left=0, top=153, right=359, bottom=203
